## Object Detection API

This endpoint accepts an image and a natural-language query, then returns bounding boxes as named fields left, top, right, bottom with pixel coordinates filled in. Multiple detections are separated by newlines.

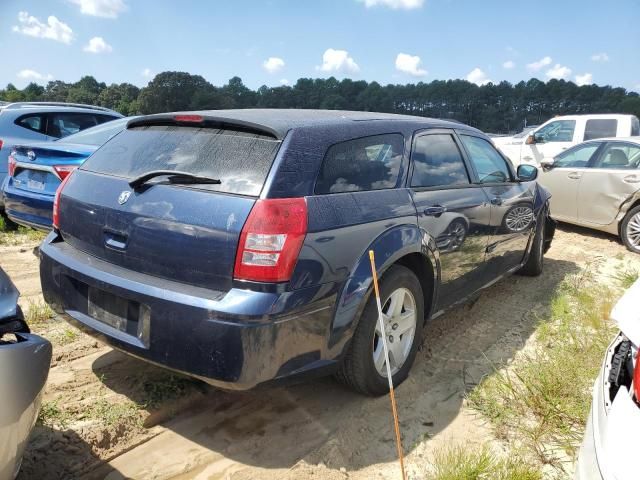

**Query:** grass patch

left=24, top=299, right=55, bottom=326
left=55, top=328, right=80, bottom=345
left=613, top=268, right=639, bottom=289
left=0, top=224, right=47, bottom=246
left=468, top=269, right=618, bottom=472
left=141, top=373, right=197, bottom=409
left=38, top=400, right=73, bottom=428
left=427, top=444, right=541, bottom=480
left=88, top=398, right=143, bottom=427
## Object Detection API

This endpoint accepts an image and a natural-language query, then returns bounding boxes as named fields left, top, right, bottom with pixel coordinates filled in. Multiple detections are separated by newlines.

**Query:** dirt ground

left=4, top=223, right=640, bottom=480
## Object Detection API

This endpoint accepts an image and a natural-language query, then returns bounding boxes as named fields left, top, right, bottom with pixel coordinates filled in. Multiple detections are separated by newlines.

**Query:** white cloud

left=317, top=48, right=360, bottom=74
left=546, top=64, right=572, bottom=80
left=12, top=11, right=74, bottom=44
left=466, top=67, right=492, bottom=86
left=395, top=53, right=427, bottom=77
left=17, top=69, right=54, bottom=82
left=591, top=52, right=609, bottom=62
left=83, top=36, right=112, bottom=54
left=575, top=73, right=593, bottom=86
left=356, top=0, right=424, bottom=9
left=141, top=68, right=153, bottom=78
left=68, top=0, right=127, bottom=18
left=526, top=56, right=552, bottom=72
left=263, top=57, right=285, bottom=74
left=280, top=79, right=289, bottom=85
left=502, top=60, right=515, bottom=69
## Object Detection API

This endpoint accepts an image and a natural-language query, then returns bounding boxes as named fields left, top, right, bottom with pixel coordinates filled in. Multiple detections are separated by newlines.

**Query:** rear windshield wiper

left=129, top=170, right=221, bottom=189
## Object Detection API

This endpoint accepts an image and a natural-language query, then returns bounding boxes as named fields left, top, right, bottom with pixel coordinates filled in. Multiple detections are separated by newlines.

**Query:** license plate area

left=26, top=170, right=46, bottom=191
left=87, top=287, right=150, bottom=347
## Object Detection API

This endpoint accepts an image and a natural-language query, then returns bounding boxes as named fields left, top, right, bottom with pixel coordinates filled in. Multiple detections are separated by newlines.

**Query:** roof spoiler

left=126, top=113, right=283, bottom=139
left=3, top=102, right=118, bottom=114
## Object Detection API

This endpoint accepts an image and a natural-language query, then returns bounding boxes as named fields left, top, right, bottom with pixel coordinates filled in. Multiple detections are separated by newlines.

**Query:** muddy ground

left=3, top=224, right=639, bottom=480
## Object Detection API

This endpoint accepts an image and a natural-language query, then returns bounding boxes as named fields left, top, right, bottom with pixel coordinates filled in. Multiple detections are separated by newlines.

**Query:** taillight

left=0, top=139, right=4, bottom=150
left=8, top=150, right=17, bottom=177
left=234, top=198, right=307, bottom=282
left=53, top=165, right=77, bottom=181
left=52, top=173, right=73, bottom=230
left=634, top=349, right=640, bottom=403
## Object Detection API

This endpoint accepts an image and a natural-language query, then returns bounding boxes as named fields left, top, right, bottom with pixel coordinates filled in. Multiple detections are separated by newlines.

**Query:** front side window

left=554, top=143, right=601, bottom=168
left=535, top=120, right=576, bottom=143
left=584, top=119, right=618, bottom=141
left=592, top=143, right=640, bottom=169
left=16, top=114, right=45, bottom=134
left=47, top=113, right=101, bottom=138
left=459, top=135, right=511, bottom=184
left=315, top=134, right=404, bottom=194
left=411, top=134, right=469, bottom=188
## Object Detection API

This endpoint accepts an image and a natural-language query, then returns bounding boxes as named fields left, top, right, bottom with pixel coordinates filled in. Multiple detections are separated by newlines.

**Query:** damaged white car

left=575, top=279, right=640, bottom=479
left=538, top=137, right=640, bottom=253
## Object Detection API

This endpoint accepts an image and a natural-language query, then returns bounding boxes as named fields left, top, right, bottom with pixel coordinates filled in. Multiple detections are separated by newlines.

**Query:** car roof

left=582, top=136, right=640, bottom=144
left=130, top=108, right=478, bottom=140
left=548, top=113, right=637, bottom=121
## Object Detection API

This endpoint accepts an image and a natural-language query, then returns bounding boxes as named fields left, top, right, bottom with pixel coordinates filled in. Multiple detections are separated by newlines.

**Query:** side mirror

left=540, top=159, right=555, bottom=171
left=525, top=135, right=536, bottom=145
left=517, top=164, right=538, bottom=182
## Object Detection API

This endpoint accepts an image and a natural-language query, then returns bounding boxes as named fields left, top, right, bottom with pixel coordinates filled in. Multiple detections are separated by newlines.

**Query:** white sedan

left=537, top=137, right=640, bottom=253
left=575, top=279, right=640, bottom=479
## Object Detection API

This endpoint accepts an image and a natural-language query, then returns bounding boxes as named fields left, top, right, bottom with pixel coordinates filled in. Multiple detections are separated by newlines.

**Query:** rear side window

left=47, top=112, right=105, bottom=138
left=584, top=119, right=618, bottom=141
left=81, top=125, right=281, bottom=196
left=411, top=134, right=469, bottom=188
left=459, top=135, right=512, bottom=183
left=315, top=134, right=404, bottom=194
left=15, top=114, right=45, bottom=134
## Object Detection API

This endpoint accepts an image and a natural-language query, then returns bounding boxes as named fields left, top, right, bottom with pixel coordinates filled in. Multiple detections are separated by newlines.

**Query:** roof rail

left=3, top=102, right=117, bottom=113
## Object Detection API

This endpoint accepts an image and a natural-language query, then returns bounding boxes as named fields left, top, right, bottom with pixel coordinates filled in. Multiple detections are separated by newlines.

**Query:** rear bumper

left=0, top=333, right=52, bottom=480
left=39, top=233, right=340, bottom=390
left=3, top=180, right=53, bottom=231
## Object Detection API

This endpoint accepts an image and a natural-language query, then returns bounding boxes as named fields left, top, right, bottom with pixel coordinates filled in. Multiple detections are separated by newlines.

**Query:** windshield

left=513, top=126, right=537, bottom=138
left=59, top=117, right=130, bottom=146
left=80, top=125, right=282, bottom=196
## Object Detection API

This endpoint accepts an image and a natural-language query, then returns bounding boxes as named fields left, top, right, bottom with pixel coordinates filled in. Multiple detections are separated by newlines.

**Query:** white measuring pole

left=369, top=250, right=407, bottom=480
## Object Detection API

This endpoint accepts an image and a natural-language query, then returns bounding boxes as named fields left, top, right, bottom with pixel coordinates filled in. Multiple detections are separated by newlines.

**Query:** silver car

left=538, top=137, right=640, bottom=253
left=0, top=269, right=51, bottom=480
left=576, top=279, right=640, bottom=480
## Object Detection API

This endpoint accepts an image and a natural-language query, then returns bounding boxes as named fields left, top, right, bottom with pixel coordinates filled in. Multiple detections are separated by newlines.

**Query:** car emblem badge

left=27, top=150, right=36, bottom=161
left=118, top=191, right=131, bottom=205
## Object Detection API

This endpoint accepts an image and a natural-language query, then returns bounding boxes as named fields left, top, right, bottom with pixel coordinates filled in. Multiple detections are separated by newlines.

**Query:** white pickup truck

left=495, top=114, right=640, bottom=166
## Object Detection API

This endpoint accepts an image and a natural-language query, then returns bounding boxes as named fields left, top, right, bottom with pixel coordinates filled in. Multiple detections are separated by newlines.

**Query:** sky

left=1, top=0, right=639, bottom=92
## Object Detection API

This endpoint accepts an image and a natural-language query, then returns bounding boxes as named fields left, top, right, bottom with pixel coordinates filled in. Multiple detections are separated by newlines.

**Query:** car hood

left=0, top=267, right=19, bottom=321
left=611, top=278, right=640, bottom=345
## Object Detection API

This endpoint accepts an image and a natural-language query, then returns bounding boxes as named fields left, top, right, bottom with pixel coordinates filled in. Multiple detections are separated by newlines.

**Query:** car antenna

left=369, top=250, right=408, bottom=480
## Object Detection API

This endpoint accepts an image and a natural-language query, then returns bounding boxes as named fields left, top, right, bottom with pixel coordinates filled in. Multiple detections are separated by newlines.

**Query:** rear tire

left=517, top=212, right=545, bottom=277
left=336, top=265, right=424, bottom=396
left=621, top=205, right=640, bottom=254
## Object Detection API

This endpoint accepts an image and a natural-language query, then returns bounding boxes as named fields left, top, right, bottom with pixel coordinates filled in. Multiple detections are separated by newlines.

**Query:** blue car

left=0, top=102, right=122, bottom=206
left=39, top=109, right=555, bottom=396
left=3, top=117, right=130, bottom=230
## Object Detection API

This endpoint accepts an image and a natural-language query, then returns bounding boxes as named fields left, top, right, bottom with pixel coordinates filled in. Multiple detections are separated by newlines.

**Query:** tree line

left=2, top=72, right=639, bottom=134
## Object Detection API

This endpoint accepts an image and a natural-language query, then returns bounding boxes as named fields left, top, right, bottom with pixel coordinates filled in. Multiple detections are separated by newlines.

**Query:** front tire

left=518, top=212, right=545, bottom=276
left=336, top=265, right=424, bottom=396
left=621, top=205, right=640, bottom=254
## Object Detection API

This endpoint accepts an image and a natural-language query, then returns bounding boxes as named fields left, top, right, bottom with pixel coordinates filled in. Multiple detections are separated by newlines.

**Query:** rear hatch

left=12, top=144, right=92, bottom=196
left=57, top=120, right=282, bottom=292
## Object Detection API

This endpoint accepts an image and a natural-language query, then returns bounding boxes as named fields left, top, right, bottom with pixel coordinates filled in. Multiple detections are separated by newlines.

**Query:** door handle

left=623, top=174, right=640, bottom=184
left=522, top=156, right=533, bottom=161
left=490, top=197, right=503, bottom=206
left=423, top=205, right=447, bottom=217
left=567, top=172, right=582, bottom=180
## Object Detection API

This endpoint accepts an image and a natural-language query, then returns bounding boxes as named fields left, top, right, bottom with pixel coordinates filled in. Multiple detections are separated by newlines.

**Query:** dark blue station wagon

left=40, top=110, right=554, bottom=395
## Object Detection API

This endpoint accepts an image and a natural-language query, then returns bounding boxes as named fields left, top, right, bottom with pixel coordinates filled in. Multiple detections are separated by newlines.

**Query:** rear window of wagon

left=80, top=125, right=282, bottom=196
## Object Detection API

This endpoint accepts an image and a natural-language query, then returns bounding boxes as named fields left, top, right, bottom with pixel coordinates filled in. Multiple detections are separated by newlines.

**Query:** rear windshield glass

left=81, top=125, right=281, bottom=196
left=60, top=117, right=128, bottom=146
